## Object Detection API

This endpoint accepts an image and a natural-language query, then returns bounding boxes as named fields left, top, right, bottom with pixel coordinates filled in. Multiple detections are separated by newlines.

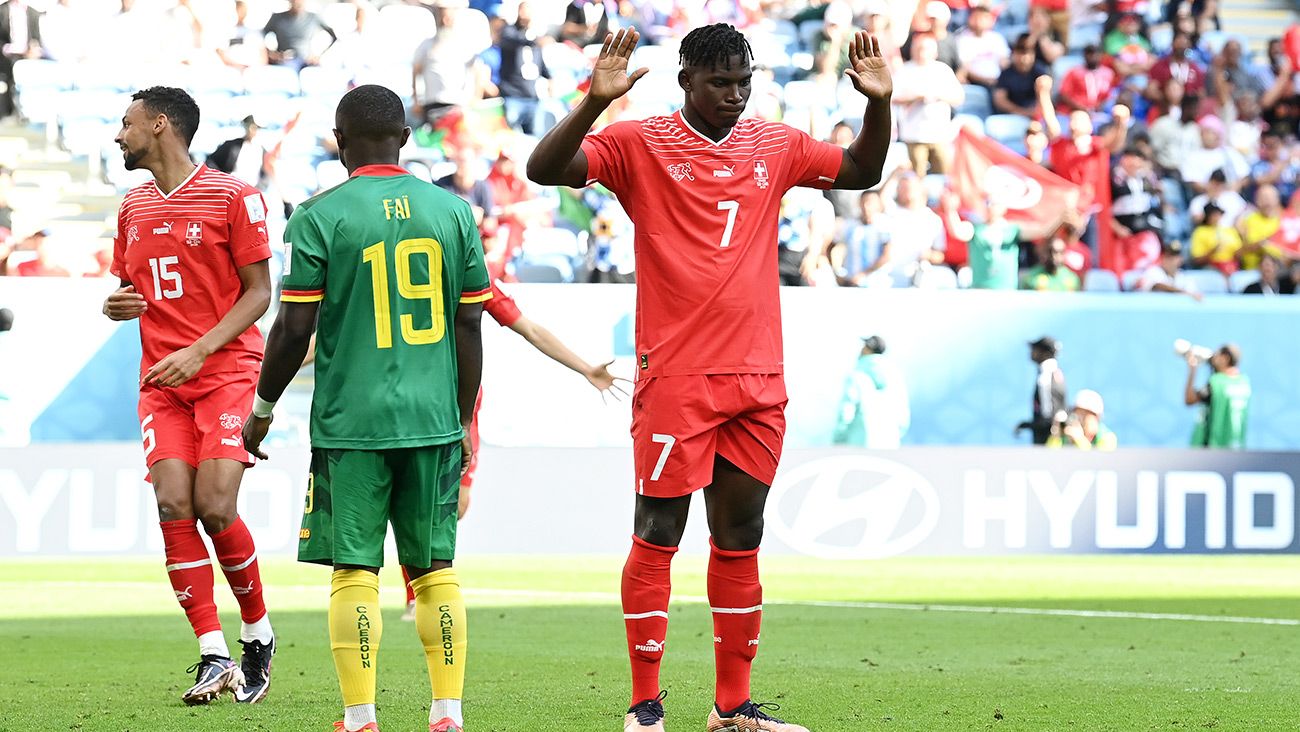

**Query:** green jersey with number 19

left=279, top=164, right=491, bottom=450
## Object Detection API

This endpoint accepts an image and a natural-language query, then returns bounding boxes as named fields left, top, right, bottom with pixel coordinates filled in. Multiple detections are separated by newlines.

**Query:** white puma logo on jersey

left=153, top=221, right=174, bottom=235
left=634, top=639, right=665, bottom=653
left=713, top=165, right=734, bottom=178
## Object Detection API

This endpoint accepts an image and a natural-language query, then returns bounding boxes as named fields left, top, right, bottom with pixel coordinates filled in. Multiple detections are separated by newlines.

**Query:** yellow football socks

left=410, top=568, right=468, bottom=700
left=329, top=569, right=382, bottom=708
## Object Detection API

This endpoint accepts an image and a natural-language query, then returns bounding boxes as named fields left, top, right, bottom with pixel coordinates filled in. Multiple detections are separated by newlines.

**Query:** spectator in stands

left=12, top=230, right=67, bottom=277
left=437, top=148, right=495, bottom=231
left=264, top=0, right=335, bottom=69
left=1189, top=169, right=1247, bottom=226
left=1145, top=32, right=1205, bottom=108
left=1186, top=342, right=1251, bottom=450
left=321, top=1, right=388, bottom=74
left=892, top=34, right=963, bottom=175
left=1056, top=45, right=1117, bottom=114
left=1189, top=202, right=1242, bottom=274
left=1138, top=240, right=1201, bottom=299
left=1054, top=216, right=1093, bottom=277
left=217, top=0, right=267, bottom=69
left=994, top=35, right=1049, bottom=118
left=0, top=0, right=42, bottom=119
left=1024, top=6, right=1066, bottom=66
left=777, top=186, right=836, bottom=286
left=1150, top=91, right=1199, bottom=175
left=949, top=195, right=1020, bottom=290
left=38, top=0, right=86, bottom=64
left=1111, top=145, right=1164, bottom=272
left=823, top=122, right=860, bottom=223
left=839, top=190, right=892, bottom=287
left=559, top=0, right=611, bottom=48
left=1207, top=40, right=1267, bottom=102
left=832, top=335, right=910, bottom=449
left=1180, top=116, right=1248, bottom=195
left=206, top=115, right=268, bottom=188
left=1047, top=389, right=1117, bottom=450
left=813, top=1, right=853, bottom=85
left=496, top=1, right=550, bottom=135
left=1237, top=184, right=1285, bottom=271
left=487, top=142, right=552, bottom=272
left=1020, top=236, right=1081, bottom=291
left=1028, top=0, right=1069, bottom=50
left=1023, top=117, right=1048, bottom=165
left=955, top=6, right=1008, bottom=89
left=1017, top=335, right=1066, bottom=446
left=413, top=0, right=490, bottom=125
left=1276, top=188, right=1300, bottom=256
left=1243, top=253, right=1293, bottom=294
left=1260, top=59, right=1300, bottom=139
left=1040, top=76, right=1129, bottom=258
left=1248, top=131, right=1300, bottom=204
left=901, top=1, right=959, bottom=71
left=1257, top=37, right=1300, bottom=95
left=1103, top=12, right=1154, bottom=79
left=879, top=173, right=946, bottom=286
left=1227, top=93, right=1265, bottom=165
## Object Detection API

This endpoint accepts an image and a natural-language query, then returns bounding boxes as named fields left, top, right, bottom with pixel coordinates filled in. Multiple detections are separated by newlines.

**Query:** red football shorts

left=630, top=373, right=788, bottom=498
left=137, top=369, right=258, bottom=470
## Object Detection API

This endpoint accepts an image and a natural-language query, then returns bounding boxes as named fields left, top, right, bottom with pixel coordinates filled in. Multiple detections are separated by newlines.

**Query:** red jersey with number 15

left=111, top=165, right=272, bottom=379
left=581, top=112, right=842, bottom=376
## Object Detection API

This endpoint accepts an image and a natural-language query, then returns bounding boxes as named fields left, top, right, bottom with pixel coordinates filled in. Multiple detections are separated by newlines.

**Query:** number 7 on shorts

left=650, top=433, right=675, bottom=481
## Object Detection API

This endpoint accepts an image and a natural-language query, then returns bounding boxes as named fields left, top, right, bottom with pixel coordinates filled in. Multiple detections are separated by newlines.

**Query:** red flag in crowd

left=949, top=127, right=1081, bottom=243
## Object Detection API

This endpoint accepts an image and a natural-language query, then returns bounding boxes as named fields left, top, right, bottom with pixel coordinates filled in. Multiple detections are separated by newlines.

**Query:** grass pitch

left=2, top=555, right=1299, bottom=732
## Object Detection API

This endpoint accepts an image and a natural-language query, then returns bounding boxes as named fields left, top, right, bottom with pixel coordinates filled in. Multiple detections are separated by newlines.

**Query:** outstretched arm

left=834, top=32, right=894, bottom=190
left=1037, top=74, right=1062, bottom=140
left=508, top=315, right=631, bottom=399
left=527, top=29, right=648, bottom=188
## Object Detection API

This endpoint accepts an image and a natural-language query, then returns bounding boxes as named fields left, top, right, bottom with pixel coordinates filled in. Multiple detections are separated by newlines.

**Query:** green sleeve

left=280, top=207, right=328, bottom=302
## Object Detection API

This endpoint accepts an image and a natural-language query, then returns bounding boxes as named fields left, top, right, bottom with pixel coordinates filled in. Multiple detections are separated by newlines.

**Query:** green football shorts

left=298, top=443, right=462, bottom=568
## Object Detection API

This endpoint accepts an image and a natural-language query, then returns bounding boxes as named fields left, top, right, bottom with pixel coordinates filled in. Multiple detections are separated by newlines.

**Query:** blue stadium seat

left=984, top=114, right=1031, bottom=148
left=1083, top=269, right=1120, bottom=292
left=1121, top=269, right=1144, bottom=291
left=74, top=64, right=134, bottom=93
left=1070, top=24, right=1104, bottom=53
left=12, top=59, right=72, bottom=124
left=1184, top=268, right=1228, bottom=295
left=188, top=65, right=245, bottom=97
left=956, top=84, right=992, bottom=119
left=1148, top=25, right=1174, bottom=54
left=922, top=173, right=948, bottom=207
left=1052, top=55, right=1084, bottom=80
left=516, top=263, right=566, bottom=283
left=299, top=66, right=352, bottom=99
left=953, top=113, right=985, bottom=136
left=797, top=20, right=824, bottom=52
left=1229, top=269, right=1261, bottom=293
left=243, top=65, right=301, bottom=97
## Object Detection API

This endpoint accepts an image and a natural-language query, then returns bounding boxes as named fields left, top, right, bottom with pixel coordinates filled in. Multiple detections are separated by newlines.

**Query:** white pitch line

left=9, top=582, right=1299, bottom=626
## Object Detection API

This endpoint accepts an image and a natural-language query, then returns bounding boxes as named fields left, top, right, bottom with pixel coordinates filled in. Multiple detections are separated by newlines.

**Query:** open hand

left=242, top=414, right=272, bottom=460
left=103, top=285, right=147, bottom=320
left=845, top=31, right=893, bottom=101
left=589, top=29, right=649, bottom=104
left=143, top=344, right=208, bottom=387
left=586, top=360, right=632, bottom=403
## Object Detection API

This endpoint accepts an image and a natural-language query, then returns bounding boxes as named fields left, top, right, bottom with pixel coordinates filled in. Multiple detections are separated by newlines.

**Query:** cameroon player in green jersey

left=241, top=85, right=490, bottom=732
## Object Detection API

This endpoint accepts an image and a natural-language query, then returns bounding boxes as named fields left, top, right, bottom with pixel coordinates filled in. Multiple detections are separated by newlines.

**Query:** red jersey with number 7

left=581, top=111, right=842, bottom=376
left=110, top=165, right=272, bottom=379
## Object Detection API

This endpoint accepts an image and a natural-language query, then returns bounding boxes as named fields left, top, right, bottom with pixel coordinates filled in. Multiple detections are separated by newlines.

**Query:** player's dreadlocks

left=678, top=23, right=753, bottom=70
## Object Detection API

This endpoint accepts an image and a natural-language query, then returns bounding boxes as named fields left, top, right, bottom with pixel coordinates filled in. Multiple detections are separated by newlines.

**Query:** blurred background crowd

left=0, top=0, right=1298, bottom=296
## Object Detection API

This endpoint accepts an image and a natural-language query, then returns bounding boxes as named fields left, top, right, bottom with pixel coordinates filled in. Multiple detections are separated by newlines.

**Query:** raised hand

left=589, top=29, right=649, bottom=104
left=844, top=31, right=893, bottom=101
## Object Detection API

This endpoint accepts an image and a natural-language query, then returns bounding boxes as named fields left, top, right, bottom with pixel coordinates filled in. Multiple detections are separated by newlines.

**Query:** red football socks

left=708, top=540, right=762, bottom=713
left=160, top=519, right=221, bottom=637
left=209, top=516, right=266, bottom=624
left=622, top=535, right=677, bottom=707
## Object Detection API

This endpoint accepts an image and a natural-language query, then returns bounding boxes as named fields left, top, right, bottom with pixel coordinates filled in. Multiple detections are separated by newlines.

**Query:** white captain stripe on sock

left=166, top=558, right=212, bottom=572
left=623, top=610, right=669, bottom=620
left=710, top=605, right=763, bottom=614
left=220, top=553, right=257, bottom=572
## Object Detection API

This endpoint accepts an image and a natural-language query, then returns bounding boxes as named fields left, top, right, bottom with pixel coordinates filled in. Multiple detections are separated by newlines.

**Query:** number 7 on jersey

left=716, top=200, right=738, bottom=248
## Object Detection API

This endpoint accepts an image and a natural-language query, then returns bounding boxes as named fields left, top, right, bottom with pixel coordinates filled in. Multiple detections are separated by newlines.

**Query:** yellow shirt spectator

left=1238, top=211, right=1283, bottom=270
left=1190, top=223, right=1242, bottom=266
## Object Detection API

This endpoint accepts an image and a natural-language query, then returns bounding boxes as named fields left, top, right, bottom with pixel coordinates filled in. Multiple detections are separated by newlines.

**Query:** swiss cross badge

left=753, top=160, right=769, bottom=190
left=185, top=221, right=203, bottom=246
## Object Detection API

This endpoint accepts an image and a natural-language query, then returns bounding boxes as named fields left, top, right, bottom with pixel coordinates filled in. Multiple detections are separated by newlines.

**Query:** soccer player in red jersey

left=101, top=87, right=276, bottom=706
left=528, top=26, right=893, bottom=732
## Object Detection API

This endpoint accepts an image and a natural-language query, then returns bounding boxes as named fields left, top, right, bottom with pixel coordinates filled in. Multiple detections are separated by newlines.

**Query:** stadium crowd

left=1, top=0, right=1299, bottom=294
